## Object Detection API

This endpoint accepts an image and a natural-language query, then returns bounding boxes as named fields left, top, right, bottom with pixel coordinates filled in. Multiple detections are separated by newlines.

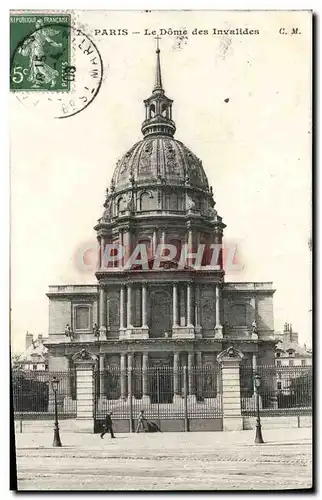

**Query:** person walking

left=100, top=411, right=115, bottom=439
left=136, top=409, right=148, bottom=433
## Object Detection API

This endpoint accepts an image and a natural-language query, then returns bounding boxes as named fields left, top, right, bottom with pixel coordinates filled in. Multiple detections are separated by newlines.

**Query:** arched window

left=161, top=103, right=168, bottom=117
left=117, top=197, right=126, bottom=213
left=149, top=104, right=156, bottom=118
left=140, top=191, right=154, bottom=211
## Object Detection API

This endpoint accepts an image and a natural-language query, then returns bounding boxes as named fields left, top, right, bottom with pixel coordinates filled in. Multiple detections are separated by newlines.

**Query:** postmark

left=10, top=14, right=103, bottom=119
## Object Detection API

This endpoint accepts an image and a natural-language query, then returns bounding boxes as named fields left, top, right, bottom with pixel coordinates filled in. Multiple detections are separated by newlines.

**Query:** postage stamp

left=10, top=12, right=104, bottom=119
left=10, top=13, right=71, bottom=92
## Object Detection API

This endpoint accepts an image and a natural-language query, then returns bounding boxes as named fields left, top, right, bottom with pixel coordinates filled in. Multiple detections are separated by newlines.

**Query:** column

left=119, top=285, right=125, bottom=330
left=97, top=237, right=101, bottom=269
left=152, top=229, right=158, bottom=258
left=217, top=347, right=243, bottom=431
left=187, top=229, right=193, bottom=266
left=196, top=351, right=202, bottom=400
left=100, top=237, right=106, bottom=268
left=179, top=286, right=186, bottom=326
left=99, top=354, right=105, bottom=398
left=214, top=284, right=223, bottom=338
left=188, top=352, right=195, bottom=397
left=173, top=352, right=180, bottom=402
left=142, top=352, right=149, bottom=403
left=120, top=353, right=127, bottom=399
left=99, top=286, right=106, bottom=328
left=123, top=228, right=131, bottom=269
left=127, top=284, right=133, bottom=328
left=119, top=230, right=124, bottom=268
left=142, top=283, right=148, bottom=328
left=194, top=284, right=201, bottom=327
left=188, top=229, right=193, bottom=249
left=187, top=283, right=193, bottom=327
left=214, top=228, right=223, bottom=268
left=172, top=283, right=178, bottom=327
left=160, top=229, right=166, bottom=255
left=127, top=353, right=133, bottom=401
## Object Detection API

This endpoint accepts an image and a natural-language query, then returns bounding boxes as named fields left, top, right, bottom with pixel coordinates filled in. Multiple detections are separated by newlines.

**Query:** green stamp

left=10, top=13, right=71, bottom=91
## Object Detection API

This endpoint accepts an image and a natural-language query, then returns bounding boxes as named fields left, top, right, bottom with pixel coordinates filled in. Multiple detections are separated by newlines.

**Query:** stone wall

left=49, top=298, right=72, bottom=335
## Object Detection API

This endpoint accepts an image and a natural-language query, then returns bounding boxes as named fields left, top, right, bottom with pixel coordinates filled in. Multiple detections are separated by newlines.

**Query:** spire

left=153, top=37, right=163, bottom=93
left=141, top=43, right=176, bottom=138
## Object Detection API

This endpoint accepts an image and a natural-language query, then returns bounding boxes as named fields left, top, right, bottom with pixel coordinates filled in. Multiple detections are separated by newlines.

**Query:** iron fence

left=94, top=365, right=222, bottom=421
left=12, top=369, right=76, bottom=420
left=240, top=364, right=312, bottom=416
left=13, top=364, right=309, bottom=425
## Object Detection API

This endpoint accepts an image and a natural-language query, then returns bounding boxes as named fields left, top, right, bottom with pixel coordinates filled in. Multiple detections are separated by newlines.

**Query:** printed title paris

left=93, top=27, right=260, bottom=36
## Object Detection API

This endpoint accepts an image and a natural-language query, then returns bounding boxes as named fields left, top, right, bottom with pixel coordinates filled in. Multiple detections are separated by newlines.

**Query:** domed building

left=45, top=48, right=277, bottom=429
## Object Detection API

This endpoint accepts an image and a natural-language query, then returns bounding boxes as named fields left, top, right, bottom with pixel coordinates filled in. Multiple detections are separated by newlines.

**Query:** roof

left=276, top=340, right=311, bottom=356
left=111, top=137, right=209, bottom=193
left=17, top=339, right=48, bottom=363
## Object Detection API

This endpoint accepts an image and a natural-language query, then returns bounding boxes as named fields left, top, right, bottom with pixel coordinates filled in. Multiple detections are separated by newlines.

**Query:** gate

left=93, top=365, right=223, bottom=432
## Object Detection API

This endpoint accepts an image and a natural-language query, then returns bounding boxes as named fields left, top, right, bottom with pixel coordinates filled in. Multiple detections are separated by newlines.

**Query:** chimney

left=289, top=323, right=293, bottom=341
left=283, top=322, right=288, bottom=334
left=25, top=332, right=33, bottom=350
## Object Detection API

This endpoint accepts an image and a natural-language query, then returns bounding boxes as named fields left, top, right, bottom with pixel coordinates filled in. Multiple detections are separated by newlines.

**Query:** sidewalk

left=14, top=428, right=312, bottom=491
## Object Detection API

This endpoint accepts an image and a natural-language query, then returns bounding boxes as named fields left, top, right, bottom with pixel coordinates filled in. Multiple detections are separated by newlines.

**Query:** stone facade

left=44, top=48, right=277, bottom=407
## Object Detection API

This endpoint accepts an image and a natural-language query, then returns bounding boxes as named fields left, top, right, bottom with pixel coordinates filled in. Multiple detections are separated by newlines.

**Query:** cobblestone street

left=14, top=427, right=312, bottom=491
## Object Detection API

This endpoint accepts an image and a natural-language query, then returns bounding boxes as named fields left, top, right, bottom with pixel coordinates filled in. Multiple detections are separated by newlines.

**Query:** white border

left=2, top=2, right=319, bottom=499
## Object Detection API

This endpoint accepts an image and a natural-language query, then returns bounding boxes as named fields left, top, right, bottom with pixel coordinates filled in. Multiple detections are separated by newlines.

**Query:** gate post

left=72, top=349, right=98, bottom=433
left=217, top=346, right=244, bottom=431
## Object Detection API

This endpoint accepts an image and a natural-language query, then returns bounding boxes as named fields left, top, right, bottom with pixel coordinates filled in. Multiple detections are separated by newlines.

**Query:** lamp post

left=51, top=377, right=62, bottom=447
left=254, top=374, right=264, bottom=444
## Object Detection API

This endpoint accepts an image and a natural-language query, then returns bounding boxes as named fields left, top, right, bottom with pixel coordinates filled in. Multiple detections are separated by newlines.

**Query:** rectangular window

left=277, top=381, right=282, bottom=390
left=276, top=360, right=281, bottom=367
left=33, top=364, right=37, bottom=371
left=301, top=359, right=306, bottom=366
left=289, top=359, right=294, bottom=367
left=75, top=306, right=90, bottom=330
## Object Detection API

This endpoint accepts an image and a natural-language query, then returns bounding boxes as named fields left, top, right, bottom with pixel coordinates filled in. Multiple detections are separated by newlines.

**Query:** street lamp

left=51, top=377, right=62, bottom=447
left=254, top=374, right=264, bottom=444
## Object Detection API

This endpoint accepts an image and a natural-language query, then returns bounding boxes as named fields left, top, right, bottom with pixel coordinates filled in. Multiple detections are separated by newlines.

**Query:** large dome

left=97, top=47, right=224, bottom=225
left=111, top=136, right=209, bottom=193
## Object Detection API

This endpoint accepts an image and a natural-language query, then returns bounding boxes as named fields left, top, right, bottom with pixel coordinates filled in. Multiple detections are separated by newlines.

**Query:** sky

left=9, top=10, right=312, bottom=352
